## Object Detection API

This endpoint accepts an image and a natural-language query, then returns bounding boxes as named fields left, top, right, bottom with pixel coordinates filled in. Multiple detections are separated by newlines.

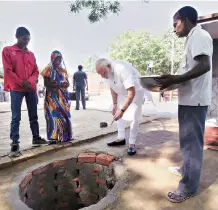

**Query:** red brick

left=73, top=177, right=79, bottom=182
left=78, top=153, right=96, bottom=163
left=53, top=160, right=68, bottom=167
left=205, top=134, right=218, bottom=141
left=75, top=187, right=83, bottom=193
left=96, top=154, right=115, bottom=166
left=32, top=164, right=50, bottom=175
left=21, top=186, right=29, bottom=197
left=96, top=177, right=105, bottom=185
left=205, top=126, right=218, bottom=135
left=20, top=172, right=32, bottom=189
left=94, top=164, right=103, bottom=172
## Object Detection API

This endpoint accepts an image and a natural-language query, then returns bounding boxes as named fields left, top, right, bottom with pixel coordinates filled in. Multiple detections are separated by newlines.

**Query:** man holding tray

left=157, top=6, right=213, bottom=203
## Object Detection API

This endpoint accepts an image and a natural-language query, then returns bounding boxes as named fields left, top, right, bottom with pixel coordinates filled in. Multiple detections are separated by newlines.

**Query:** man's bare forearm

left=110, top=88, right=118, bottom=104
left=86, top=79, right=88, bottom=89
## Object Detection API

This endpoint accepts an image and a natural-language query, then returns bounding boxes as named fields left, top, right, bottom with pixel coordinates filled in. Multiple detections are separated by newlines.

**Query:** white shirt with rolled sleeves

left=107, top=60, right=145, bottom=121
left=177, top=25, right=213, bottom=106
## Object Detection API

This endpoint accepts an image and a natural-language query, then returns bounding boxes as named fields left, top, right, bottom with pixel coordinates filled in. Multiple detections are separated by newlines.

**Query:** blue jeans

left=10, top=91, right=40, bottom=144
left=178, top=105, right=208, bottom=194
left=75, top=86, right=86, bottom=109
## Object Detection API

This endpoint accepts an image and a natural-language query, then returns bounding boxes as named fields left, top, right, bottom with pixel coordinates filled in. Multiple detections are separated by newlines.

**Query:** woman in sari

left=41, top=50, right=72, bottom=143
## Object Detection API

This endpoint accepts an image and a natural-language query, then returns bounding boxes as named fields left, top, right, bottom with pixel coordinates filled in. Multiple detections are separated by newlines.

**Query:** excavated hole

left=19, top=156, right=116, bottom=210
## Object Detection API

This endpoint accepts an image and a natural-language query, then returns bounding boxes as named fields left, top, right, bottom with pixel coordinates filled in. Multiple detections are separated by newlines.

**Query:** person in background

left=2, top=27, right=47, bottom=157
left=73, top=65, right=88, bottom=110
left=96, top=58, right=145, bottom=156
left=41, top=50, right=72, bottom=144
left=157, top=6, right=213, bottom=203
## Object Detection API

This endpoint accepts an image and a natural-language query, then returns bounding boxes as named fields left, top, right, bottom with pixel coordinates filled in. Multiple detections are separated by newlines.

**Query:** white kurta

left=107, top=60, right=145, bottom=122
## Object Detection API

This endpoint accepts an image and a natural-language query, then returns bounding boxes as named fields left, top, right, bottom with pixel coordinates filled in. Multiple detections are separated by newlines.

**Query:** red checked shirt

left=2, top=44, right=39, bottom=92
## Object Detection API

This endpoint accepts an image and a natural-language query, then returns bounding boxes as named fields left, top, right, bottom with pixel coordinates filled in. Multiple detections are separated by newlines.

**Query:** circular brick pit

left=19, top=153, right=116, bottom=210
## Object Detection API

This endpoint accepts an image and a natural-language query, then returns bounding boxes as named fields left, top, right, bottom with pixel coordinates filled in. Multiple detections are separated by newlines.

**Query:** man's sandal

left=167, top=190, right=196, bottom=203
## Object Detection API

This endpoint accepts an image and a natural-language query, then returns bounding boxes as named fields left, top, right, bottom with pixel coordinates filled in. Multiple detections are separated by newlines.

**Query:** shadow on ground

left=107, top=119, right=218, bottom=210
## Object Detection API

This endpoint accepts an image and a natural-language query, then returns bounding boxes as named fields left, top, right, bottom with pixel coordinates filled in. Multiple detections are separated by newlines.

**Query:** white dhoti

left=117, top=90, right=144, bottom=145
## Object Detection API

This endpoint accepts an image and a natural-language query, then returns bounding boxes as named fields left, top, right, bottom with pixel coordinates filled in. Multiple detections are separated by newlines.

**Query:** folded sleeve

left=190, top=33, right=213, bottom=59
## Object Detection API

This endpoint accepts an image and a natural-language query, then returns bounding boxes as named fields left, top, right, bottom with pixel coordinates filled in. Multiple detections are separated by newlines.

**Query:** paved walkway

left=0, top=92, right=177, bottom=156
left=0, top=91, right=179, bottom=118
left=1, top=118, right=218, bottom=210
left=0, top=107, right=157, bottom=156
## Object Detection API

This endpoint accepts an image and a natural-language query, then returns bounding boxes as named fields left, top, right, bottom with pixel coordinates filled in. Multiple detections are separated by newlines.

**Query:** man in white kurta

left=96, top=58, right=145, bottom=155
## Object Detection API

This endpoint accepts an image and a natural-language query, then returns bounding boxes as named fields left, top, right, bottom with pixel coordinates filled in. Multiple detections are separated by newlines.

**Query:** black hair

left=174, top=6, right=198, bottom=25
left=16, top=27, right=30, bottom=38
left=78, top=65, right=83, bottom=71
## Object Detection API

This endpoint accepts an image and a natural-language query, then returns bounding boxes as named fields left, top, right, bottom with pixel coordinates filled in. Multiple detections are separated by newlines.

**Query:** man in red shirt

left=2, top=27, right=47, bottom=157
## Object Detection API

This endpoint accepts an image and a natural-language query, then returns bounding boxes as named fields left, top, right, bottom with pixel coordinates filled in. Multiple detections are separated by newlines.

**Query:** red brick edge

left=20, top=152, right=116, bottom=191
left=205, top=125, right=218, bottom=146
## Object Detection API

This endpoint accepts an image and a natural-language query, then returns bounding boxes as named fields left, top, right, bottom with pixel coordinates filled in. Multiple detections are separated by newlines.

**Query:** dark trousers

left=75, top=86, right=86, bottom=110
left=178, top=105, right=208, bottom=194
left=10, top=91, right=40, bottom=144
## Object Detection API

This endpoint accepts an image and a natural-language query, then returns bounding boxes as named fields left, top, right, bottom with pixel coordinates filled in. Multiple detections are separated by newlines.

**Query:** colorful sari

left=41, top=51, right=72, bottom=142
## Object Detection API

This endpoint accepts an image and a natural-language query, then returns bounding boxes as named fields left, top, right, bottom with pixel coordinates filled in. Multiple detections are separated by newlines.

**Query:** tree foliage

left=82, top=54, right=99, bottom=73
left=109, top=30, right=184, bottom=75
left=70, top=0, right=121, bottom=23
left=70, top=0, right=149, bottom=23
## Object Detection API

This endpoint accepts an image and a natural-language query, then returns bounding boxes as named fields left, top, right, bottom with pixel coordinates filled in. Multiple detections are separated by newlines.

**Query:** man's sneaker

left=128, top=147, right=137, bottom=156
left=9, top=144, right=20, bottom=157
left=32, top=137, right=48, bottom=145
